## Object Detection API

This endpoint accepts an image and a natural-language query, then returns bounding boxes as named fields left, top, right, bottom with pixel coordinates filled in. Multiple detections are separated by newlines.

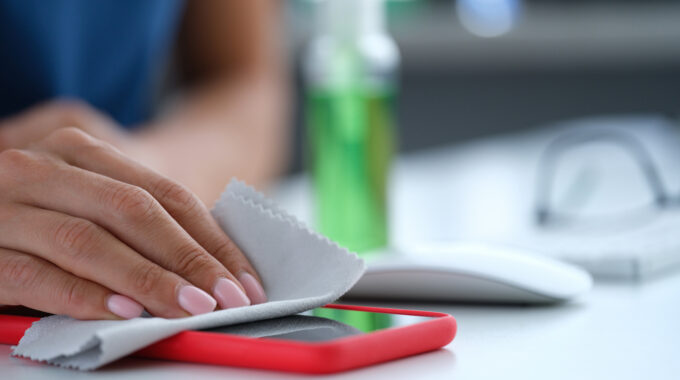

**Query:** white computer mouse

left=345, top=242, right=593, bottom=304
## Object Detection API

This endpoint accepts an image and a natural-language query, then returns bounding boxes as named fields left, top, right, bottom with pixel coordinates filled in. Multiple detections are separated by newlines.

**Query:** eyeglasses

left=534, top=129, right=680, bottom=231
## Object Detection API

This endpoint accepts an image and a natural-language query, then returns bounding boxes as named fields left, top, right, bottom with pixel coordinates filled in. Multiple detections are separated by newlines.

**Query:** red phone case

left=0, top=304, right=457, bottom=374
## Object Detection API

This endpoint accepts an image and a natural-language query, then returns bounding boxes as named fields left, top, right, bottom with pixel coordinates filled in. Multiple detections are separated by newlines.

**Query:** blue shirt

left=0, top=0, right=185, bottom=128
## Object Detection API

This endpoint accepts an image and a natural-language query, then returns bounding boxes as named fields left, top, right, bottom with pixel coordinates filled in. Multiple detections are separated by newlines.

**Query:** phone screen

left=200, top=308, right=435, bottom=342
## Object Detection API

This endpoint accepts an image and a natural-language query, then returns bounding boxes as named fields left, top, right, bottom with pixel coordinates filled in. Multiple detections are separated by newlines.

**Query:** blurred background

left=284, top=0, right=680, bottom=173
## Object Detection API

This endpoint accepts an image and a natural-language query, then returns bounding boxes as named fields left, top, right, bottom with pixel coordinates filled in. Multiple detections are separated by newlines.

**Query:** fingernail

left=213, top=278, right=251, bottom=309
left=178, top=285, right=217, bottom=315
left=238, top=272, right=267, bottom=305
left=107, top=294, right=144, bottom=319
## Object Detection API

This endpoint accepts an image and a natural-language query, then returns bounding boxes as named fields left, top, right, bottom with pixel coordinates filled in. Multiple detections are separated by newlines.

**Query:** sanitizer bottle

left=304, top=0, right=399, bottom=253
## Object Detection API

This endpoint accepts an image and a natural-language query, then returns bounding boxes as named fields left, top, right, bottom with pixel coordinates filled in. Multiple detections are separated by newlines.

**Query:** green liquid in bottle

left=306, top=85, right=395, bottom=253
left=312, top=307, right=392, bottom=332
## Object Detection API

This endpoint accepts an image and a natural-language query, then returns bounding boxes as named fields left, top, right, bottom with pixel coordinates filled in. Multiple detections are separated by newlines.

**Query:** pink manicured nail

left=178, top=285, right=217, bottom=315
left=238, top=272, right=267, bottom=305
left=213, top=278, right=251, bottom=309
left=107, top=295, right=144, bottom=319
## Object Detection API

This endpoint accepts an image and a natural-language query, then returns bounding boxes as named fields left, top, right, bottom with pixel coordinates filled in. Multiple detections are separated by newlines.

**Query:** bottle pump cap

left=317, top=0, right=386, bottom=39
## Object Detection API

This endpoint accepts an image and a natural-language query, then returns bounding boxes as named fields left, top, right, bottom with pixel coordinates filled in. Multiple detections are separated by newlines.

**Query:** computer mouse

left=345, top=242, right=593, bottom=304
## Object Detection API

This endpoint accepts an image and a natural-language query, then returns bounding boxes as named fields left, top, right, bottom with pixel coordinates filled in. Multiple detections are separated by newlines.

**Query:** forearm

left=128, top=74, right=290, bottom=205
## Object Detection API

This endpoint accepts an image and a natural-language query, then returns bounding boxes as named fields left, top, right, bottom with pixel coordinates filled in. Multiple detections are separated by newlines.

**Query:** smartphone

left=0, top=304, right=457, bottom=374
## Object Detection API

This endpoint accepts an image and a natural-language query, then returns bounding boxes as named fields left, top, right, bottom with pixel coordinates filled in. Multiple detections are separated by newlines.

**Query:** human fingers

left=40, top=127, right=267, bottom=304
left=0, top=247, right=143, bottom=320
left=19, top=132, right=252, bottom=309
left=0, top=200, right=216, bottom=318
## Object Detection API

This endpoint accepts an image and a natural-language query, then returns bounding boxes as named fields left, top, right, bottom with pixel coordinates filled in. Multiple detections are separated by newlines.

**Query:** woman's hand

left=0, top=100, right=126, bottom=151
left=0, top=128, right=266, bottom=320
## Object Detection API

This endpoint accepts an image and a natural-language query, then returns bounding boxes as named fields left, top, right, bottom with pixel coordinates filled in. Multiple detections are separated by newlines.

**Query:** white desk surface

left=3, top=118, right=680, bottom=379
left=2, top=273, right=679, bottom=380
